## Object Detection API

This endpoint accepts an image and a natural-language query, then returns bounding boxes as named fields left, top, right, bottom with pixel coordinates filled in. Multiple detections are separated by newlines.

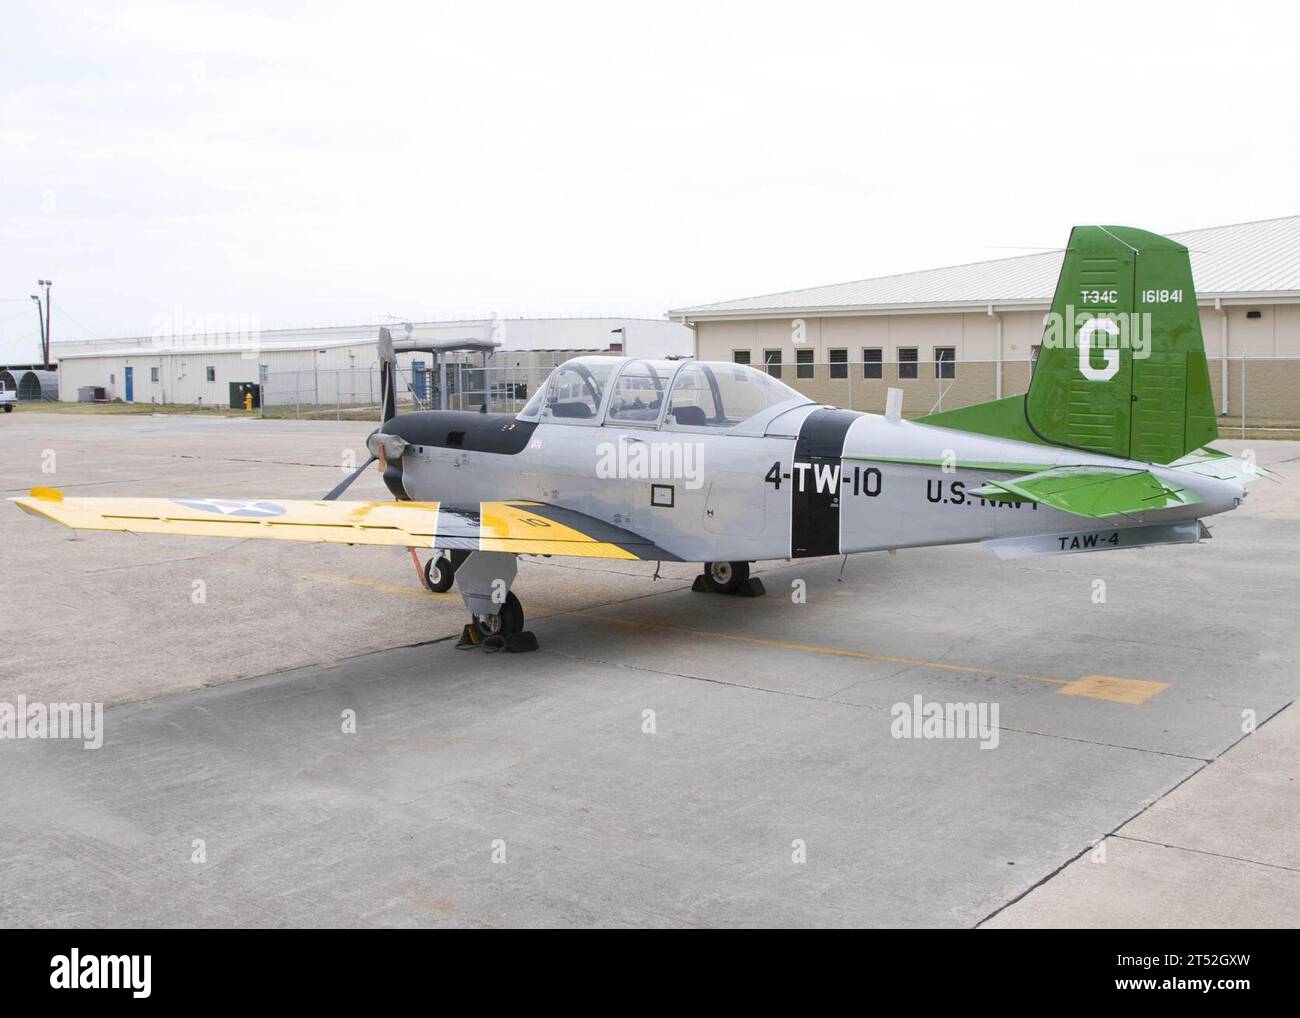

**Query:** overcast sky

left=1, top=0, right=1297, bottom=362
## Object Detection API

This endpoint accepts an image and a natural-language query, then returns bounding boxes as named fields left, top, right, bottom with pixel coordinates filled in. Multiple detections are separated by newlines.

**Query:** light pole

left=37, top=280, right=51, bottom=367
left=29, top=295, right=45, bottom=365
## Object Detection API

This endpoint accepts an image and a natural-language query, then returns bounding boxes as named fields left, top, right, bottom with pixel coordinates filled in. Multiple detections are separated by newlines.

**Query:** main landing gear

left=449, top=550, right=539, bottom=653
left=470, top=590, right=525, bottom=640
left=693, top=561, right=765, bottom=597
left=413, top=548, right=537, bottom=651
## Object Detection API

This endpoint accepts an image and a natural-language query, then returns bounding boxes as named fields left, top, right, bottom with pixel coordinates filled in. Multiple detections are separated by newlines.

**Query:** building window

left=863, top=348, right=882, bottom=379
left=935, top=347, right=956, bottom=379
left=733, top=350, right=751, bottom=365
left=205, top=366, right=216, bottom=382
left=898, top=348, right=918, bottom=380
left=764, top=350, right=783, bottom=379
left=150, top=367, right=159, bottom=383
left=796, top=349, right=814, bottom=379
left=829, top=348, right=848, bottom=379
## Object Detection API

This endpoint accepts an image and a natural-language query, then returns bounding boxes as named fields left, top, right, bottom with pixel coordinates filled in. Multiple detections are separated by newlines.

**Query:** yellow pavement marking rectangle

left=1057, top=675, right=1171, bottom=704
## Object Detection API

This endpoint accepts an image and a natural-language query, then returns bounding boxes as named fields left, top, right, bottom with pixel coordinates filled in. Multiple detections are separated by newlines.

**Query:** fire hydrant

left=243, top=391, right=254, bottom=411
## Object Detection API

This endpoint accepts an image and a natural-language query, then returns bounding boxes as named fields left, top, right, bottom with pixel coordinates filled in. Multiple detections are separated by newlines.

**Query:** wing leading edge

left=10, top=488, right=679, bottom=561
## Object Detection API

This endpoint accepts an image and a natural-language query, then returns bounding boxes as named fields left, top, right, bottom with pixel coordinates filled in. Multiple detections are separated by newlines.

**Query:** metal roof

left=51, top=316, right=693, bottom=361
left=670, top=215, right=1300, bottom=319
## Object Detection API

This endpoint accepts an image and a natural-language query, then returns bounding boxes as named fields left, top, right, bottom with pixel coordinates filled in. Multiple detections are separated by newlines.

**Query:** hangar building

left=53, top=316, right=691, bottom=409
left=670, top=215, right=1300, bottom=426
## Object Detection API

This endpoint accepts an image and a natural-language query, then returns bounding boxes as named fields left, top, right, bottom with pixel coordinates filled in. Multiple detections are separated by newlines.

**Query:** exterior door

left=124, top=366, right=133, bottom=402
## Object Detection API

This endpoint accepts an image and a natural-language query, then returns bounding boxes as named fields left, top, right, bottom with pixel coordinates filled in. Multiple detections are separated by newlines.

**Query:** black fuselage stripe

left=790, top=408, right=858, bottom=559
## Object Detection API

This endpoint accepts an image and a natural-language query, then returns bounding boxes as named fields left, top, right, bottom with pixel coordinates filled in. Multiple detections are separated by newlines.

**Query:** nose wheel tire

left=472, top=591, right=525, bottom=639
left=424, top=555, right=455, bottom=593
left=703, top=560, right=749, bottom=594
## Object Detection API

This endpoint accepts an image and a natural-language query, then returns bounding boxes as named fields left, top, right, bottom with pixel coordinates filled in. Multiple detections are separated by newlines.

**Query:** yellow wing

left=10, top=487, right=679, bottom=561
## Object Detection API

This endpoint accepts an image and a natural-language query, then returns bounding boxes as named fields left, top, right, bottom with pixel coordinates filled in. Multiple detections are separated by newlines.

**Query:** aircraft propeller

left=320, top=325, right=401, bottom=501
left=322, top=453, right=378, bottom=501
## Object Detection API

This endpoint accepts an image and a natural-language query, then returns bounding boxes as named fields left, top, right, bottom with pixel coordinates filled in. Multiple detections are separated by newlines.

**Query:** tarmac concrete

left=1, top=413, right=1297, bottom=926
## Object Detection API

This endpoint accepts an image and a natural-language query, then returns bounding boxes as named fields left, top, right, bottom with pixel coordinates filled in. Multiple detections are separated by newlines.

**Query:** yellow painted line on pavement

left=572, top=612, right=1168, bottom=703
left=300, top=572, right=459, bottom=602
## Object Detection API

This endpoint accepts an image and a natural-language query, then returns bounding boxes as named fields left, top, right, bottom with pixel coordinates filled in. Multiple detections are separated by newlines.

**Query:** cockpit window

left=666, top=361, right=803, bottom=428
left=519, top=384, right=545, bottom=418
left=606, top=361, right=673, bottom=424
left=541, top=358, right=619, bottom=423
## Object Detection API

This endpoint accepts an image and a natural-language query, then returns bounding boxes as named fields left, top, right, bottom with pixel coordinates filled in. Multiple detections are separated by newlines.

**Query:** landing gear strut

left=694, top=561, right=765, bottom=597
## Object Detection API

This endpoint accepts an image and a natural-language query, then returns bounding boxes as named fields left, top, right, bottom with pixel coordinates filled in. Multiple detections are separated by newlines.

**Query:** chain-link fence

left=259, top=357, right=1300, bottom=436
left=260, top=363, right=555, bottom=419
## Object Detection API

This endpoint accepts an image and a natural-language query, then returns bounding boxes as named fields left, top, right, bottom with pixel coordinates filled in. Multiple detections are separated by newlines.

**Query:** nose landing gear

left=420, top=548, right=469, bottom=593
left=423, top=555, right=455, bottom=593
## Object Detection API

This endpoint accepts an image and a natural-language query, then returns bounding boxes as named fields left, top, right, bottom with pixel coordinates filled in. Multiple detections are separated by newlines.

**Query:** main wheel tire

left=424, top=555, right=455, bottom=593
left=472, top=591, right=525, bottom=639
left=703, top=560, right=749, bottom=594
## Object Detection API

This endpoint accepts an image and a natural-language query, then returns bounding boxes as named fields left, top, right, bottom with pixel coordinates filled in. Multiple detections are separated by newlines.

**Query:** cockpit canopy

left=519, top=356, right=808, bottom=431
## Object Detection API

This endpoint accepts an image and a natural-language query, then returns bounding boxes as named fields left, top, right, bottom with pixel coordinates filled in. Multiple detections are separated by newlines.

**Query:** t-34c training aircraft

left=13, top=226, right=1269, bottom=650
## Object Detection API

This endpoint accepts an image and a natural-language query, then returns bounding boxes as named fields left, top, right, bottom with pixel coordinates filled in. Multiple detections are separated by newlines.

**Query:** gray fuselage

left=385, top=400, right=1244, bottom=564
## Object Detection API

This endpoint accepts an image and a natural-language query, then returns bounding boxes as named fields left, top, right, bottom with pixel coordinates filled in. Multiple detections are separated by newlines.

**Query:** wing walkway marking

left=572, top=612, right=1169, bottom=704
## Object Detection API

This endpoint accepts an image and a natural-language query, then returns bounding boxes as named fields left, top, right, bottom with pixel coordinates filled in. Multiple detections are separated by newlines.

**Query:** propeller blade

left=323, top=454, right=377, bottom=501
left=378, top=326, right=397, bottom=424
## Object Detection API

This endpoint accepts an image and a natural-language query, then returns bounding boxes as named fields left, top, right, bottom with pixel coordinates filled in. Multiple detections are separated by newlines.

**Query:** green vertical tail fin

left=920, top=225, right=1218, bottom=463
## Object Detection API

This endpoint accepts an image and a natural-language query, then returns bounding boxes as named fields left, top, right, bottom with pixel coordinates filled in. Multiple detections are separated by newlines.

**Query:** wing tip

left=10, top=489, right=67, bottom=525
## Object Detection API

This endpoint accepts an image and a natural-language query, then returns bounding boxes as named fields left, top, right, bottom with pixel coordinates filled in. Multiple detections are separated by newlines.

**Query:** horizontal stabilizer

left=969, top=466, right=1202, bottom=519
left=984, top=520, right=1204, bottom=560
left=1170, top=446, right=1278, bottom=485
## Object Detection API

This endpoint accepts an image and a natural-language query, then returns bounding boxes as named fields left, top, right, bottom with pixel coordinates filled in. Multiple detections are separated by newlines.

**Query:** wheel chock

left=481, top=630, right=540, bottom=654
left=459, top=626, right=539, bottom=653
left=691, top=575, right=766, bottom=597
left=456, top=623, right=482, bottom=648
